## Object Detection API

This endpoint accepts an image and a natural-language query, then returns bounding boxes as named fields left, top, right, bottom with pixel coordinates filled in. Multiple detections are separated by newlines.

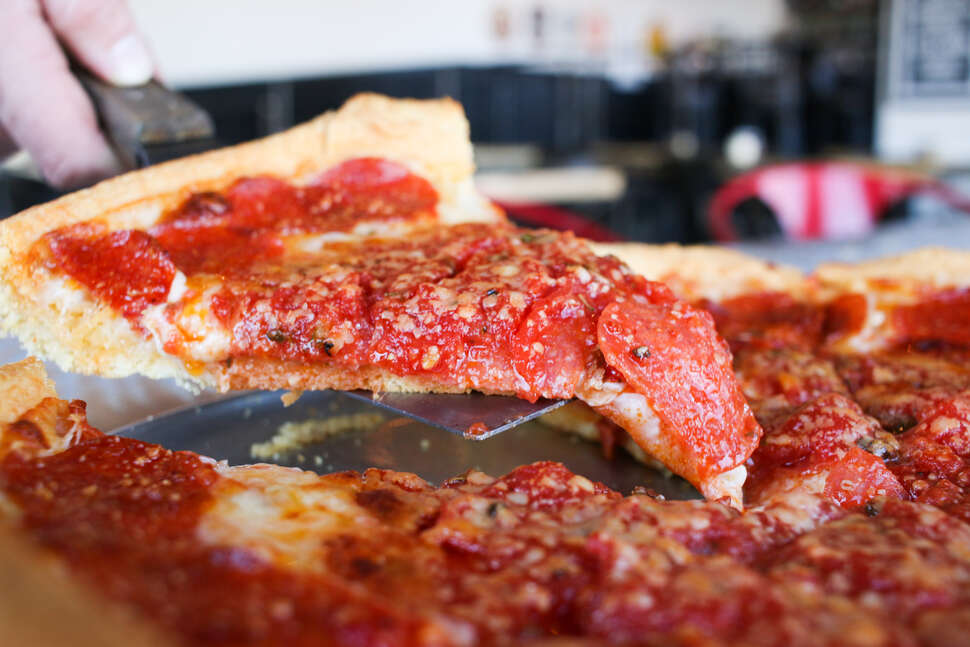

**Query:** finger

left=0, top=0, right=121, bottom=188
left=42, top=0, right=153, bottom=87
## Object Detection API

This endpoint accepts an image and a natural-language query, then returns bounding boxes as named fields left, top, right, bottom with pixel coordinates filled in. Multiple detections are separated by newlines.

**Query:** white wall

left=875, top=0, right=970, bottom=165
left=129, top=0, right=789, bottom=88
left=877, top=103, right=970, bottom=165
left=130, top=0, right=497, bottom=87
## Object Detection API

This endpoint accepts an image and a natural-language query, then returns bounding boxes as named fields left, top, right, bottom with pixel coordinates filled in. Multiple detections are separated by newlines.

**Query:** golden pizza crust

left=0, top=94, right=499, bottom=388
left=591, top=242, right=810, bottom=302
left=0, top=359, right=174, bottom=647
left=814, top=246, right=970, bottom=296
left=0, top=357, right=56, bottom=426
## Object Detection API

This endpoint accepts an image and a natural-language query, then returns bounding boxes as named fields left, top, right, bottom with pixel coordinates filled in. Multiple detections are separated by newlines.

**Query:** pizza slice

left=0, top=94, right=761, bottom=505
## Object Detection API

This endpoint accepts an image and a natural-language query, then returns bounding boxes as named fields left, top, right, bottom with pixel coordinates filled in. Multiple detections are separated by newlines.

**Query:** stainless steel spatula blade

left=342, top=391, right=567, bottom=439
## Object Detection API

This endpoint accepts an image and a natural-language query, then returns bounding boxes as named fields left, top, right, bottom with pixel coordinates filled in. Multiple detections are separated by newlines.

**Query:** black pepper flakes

left=321, top=340, right=335, bottom=356
left=856, top=434, right=900, bottom=461
left=486, top=288, right=499, bottom=296
left=487, top=502, right=503, bottom=518
left=864, top=500, right=882, bottom=517
left=631, top=345, right=651, bottom=359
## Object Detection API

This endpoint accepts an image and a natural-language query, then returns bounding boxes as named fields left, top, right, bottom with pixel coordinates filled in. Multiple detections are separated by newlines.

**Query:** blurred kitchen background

left=3, top=0, right=970, bottom=268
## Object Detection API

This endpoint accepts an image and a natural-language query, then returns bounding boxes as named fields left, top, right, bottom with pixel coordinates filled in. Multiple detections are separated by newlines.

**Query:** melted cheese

left=826, top=284, right=916, bottom=354
left=199, top=464, right=368, bottom=570
left=580, top=384, right=746, bottom=509
left=141, top=282, right=233, bottom=363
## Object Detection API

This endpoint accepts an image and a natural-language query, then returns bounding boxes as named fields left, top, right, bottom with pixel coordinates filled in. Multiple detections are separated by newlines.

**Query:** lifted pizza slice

left=0, top=94, right=761, bottom=505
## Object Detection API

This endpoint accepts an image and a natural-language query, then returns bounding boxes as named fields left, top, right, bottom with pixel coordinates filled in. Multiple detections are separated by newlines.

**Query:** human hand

left=0, top=0, right=155, bottom=189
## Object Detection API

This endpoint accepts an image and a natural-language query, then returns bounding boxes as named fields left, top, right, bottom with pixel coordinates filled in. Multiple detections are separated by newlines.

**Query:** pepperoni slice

left=302, top=157, right=439, bottom=233
left=148, top=159, right=438, bottom=278
left=151, top=225, right=283, bottom=277
left=821, top=447, right=906, bottom=507
left=45, top=227, right=176, bottom=321
left=891, top=396, right=970, bottom=522
left=513, top=286, right=596, bottom=401
left=752, top=393, right=893, bottom=468
left=596, top=300, right=762, bottom=484
left=225, top=176, right=308, bottom=231
left=746, top=393, right=906, bottom=507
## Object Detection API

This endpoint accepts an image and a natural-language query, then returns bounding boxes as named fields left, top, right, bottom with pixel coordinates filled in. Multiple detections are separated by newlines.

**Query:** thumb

left=42, top=0, right=154, bottom=87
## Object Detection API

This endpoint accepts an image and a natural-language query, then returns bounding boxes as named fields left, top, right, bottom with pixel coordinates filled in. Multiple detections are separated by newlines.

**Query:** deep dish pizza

left=0, top=94, right=760, bottom=505
left=3, top=354, right=970, bottom=647
left=3, top=91, right=970, bottom=646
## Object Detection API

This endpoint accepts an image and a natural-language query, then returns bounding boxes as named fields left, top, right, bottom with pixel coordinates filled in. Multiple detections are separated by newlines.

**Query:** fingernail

left=108, top=34, right=153, bottom=86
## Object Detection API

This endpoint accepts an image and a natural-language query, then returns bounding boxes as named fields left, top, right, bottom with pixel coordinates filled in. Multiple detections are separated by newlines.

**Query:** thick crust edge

left=0, top=357, right=56, bottom=425
left=814, top=246, right=970, bottom=294
left=591, top=242, right=810, bottom=301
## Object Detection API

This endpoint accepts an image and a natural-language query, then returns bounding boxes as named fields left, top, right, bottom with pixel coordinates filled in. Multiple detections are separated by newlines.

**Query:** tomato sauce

left=894, top=288, right=970, bottom=347
left=40, top=160, right=645, bottom=399
left=197, top=224, right=668, bottom=401
left=0, top=430, right=445, bottom=646
left=48, top=189, right=695, bottom=405
left=823, top=292, right=869, bottom=343
left=43, top=158, right=437, bottom=292
left=701, top=292, right=826, bottom=352
left=744, top=393, right=906, bottom=507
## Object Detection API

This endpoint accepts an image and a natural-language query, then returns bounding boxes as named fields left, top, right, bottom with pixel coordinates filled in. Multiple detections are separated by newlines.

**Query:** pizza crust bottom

left=213, top=356, right=514, bottom=395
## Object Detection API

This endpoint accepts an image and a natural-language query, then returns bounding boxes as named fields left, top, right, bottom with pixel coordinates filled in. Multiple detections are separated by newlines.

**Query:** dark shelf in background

left=2, top=35, right=880, bottom=245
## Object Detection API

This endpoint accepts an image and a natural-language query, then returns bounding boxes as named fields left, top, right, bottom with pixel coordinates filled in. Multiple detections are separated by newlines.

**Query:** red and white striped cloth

left=709, top=162, right=970, bottom=242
